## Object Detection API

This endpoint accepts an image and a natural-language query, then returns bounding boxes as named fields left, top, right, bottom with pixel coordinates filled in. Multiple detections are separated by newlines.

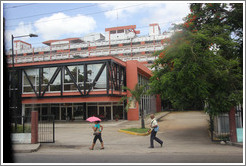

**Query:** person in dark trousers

left=89, top=121, right=104, bottom=150
left=149, top=114, right=163, bottom=148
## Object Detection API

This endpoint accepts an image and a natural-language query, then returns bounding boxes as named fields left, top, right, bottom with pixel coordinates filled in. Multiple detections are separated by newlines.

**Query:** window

left=23, top=68, right=39, bottom=93
left=64, top=65, right=84, bottom=91
left=110, top=30, right=116, bottom=34
left=95, top=67, right=106, bottom=89
left=50, top=71, right=60, bottom=92
left=42, top=67, right=61, bottom=92
left=64, top=66, right=77, bottom=91
left=87, top=64, right=106, bottom=90
left=117, top=29, right=124, bottom=33
left=78, top=65, right=84, bottom=89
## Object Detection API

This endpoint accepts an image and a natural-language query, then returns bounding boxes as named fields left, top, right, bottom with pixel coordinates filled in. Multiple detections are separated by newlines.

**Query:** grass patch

left=11, top=124, right=31, bottom=133
left=121, top=128, right=149, bottom=133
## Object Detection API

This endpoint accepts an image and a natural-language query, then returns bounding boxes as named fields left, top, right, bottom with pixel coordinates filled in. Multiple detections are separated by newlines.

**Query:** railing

left=7, top=43, right=164, bottom=64
left=38, top=115, right=55, bottom=143
left=6, top=33, right=171, bottom=55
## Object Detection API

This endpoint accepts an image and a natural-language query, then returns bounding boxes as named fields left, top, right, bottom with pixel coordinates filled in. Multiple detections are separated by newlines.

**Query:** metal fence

left=38, top=115, right=55, bottom=143
left=11, top=116, right=31, bottom=133
left=209, top=105, right=243, bottom=142
left=236, top=104, right=243, bottom=128
left=209, top=114, right=230, bottom=142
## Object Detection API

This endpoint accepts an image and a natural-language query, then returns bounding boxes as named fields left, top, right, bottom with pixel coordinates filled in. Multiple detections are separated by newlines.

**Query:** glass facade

left=64, top=65, right=84, bottom=91
left=87, top=64, right=106, bottom=90
left=23, top=68, right=39, bottom=93
left=21, top=61, right=119, bottom=94
left=20, top=60, right=127, bottom=121
left=23, top=102, right=124, bottom=121
left=42, top=67, right=61, bottom=92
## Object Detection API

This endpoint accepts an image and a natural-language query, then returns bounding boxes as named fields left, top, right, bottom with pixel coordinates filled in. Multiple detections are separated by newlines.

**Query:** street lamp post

left=10, top=34, right=38, bottom=118
left=11, top=34, right=38, bottom=68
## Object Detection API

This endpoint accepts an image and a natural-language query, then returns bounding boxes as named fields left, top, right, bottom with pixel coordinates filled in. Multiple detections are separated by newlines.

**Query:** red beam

left=105, top=25, right=136, bottom=32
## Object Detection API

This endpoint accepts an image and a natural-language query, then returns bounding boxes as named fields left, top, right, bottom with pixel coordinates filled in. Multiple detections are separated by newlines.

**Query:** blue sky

left=3, top=1, right=190, bottom=49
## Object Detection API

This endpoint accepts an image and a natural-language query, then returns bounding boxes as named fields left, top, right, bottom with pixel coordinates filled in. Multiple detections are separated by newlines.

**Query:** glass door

left=99, top=106, right=105, bottom=120
left=61, top=107, right=72, bottom=120
left=61, top=107, right=66, bottom=120
left=99, top=106, right=105, bottom=116
left=106, top=106, right=112, bottom=120
left=67, top=107, right=72, bottom=121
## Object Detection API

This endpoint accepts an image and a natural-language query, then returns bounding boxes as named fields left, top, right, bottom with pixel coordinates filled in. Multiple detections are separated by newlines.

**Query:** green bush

left=11, top=124, right=31, bottom=133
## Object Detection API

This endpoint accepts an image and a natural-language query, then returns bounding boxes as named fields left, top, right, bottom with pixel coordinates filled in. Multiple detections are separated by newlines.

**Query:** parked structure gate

left=38, top=115, right=55, bottom=143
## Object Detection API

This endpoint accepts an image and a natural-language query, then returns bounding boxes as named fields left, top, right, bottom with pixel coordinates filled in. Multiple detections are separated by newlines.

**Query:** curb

left=118, top=112, right=170, bottom=136
left=12, top=143, right=41, bottom=153
left=118, top=129, right=150, bottom=136
left=226, top=141, right=243, bottom=148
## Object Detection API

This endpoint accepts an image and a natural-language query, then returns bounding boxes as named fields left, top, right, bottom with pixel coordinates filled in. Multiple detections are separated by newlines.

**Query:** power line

left=3, top=3, right=36, bottom=9
left=5, top=3, right=145, bottom=28
left=7, top=4, right=98, bottom=21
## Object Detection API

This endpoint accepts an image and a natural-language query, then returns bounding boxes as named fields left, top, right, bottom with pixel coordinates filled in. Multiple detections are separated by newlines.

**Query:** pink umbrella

left=86, top=116, right=101, bottom=122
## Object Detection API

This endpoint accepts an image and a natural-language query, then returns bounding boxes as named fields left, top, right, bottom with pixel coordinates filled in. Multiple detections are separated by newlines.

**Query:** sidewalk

left=11, top=111, right=243, bottom=153
left=11, top=111, right=169, bottom=153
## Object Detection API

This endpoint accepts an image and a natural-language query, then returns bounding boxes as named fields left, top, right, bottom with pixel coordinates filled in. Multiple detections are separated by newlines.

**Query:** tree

left=120, top=84, right=146, bottom=128
left=150, top=3, right=243, bottom=115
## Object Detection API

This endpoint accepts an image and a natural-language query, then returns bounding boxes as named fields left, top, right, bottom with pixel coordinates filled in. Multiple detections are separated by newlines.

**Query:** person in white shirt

left=149, top=114, right=163, bottom=148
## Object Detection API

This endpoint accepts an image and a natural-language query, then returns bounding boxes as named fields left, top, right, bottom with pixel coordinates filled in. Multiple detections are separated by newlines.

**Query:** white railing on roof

left=7, top=36, right=167, bottom=64
left=7, top=33, right=171, bottom=56
left=121, top=56, right=156, bottom=62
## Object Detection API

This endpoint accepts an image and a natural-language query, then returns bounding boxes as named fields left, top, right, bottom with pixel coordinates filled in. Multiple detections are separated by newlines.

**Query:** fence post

left=31, top=111, right=38, bottom=144
left=22, top=116, right=25, bottom=133
left=229, top=106, right=237, bottom=142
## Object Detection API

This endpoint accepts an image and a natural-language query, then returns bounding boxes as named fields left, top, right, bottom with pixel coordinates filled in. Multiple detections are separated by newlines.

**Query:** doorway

left=98, top=106, right=112, bottom=120
left=61, top=107, right=72, bottom=120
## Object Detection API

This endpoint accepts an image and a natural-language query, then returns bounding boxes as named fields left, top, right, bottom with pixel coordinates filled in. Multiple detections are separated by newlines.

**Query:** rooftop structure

left=6, top=23, right=172, bottom=68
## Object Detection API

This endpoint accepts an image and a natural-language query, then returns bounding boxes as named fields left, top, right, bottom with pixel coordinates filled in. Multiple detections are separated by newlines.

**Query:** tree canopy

left=149, top=3, right=243, bottom=115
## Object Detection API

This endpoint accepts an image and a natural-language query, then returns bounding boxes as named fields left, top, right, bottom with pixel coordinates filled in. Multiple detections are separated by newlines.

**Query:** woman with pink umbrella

left=86, top=116, right=104, bottom=150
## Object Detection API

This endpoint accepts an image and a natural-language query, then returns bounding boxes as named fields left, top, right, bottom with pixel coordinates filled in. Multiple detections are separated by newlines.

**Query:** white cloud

left=98, top=3, right=152, bottom=21
left=141, top=3, right=190, bottom=28
left=34, top=12, right=96, bottom=40
left=98, top=2, right=189, bottom=32
left=4, top=22, right=35, bottom=45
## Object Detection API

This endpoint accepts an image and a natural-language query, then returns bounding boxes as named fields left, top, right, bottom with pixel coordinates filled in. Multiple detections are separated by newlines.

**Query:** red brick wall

left=31, top=111, right=38, bottom=144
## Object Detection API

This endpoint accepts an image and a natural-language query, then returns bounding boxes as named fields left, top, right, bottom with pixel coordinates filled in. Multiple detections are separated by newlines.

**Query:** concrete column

left=31, top=111, right=38, bottom=144
left=126, top=61, right=139, bottom=121
left=229, top=107, right=237, bottom=142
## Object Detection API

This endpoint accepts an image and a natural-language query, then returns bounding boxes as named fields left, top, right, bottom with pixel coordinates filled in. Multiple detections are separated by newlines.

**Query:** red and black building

left=8, top=56, right=162, bottom=121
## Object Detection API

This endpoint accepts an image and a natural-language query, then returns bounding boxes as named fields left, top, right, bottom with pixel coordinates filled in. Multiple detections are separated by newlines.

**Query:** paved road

left=13, top=111, right=243, bottom=163
left=14, top=153, right=243, bottom=163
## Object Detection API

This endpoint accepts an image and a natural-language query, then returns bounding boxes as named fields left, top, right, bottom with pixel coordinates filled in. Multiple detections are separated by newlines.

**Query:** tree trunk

left=140, top=108, right=145, bottom=128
